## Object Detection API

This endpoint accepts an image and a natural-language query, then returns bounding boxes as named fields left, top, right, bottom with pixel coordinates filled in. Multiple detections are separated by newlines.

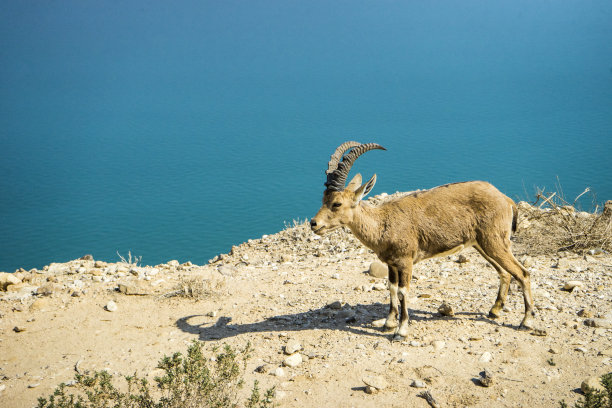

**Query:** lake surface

left=1, top=1, right=611, bottom=271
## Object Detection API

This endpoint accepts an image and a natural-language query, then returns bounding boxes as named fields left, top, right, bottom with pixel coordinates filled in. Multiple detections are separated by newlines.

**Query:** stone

left=456, top=254, right=469, bottom=263
left=411, top=380, right=427, bottom=388
left=105, top=300, right=118, bottom=312
left=432, top=340, right=446, bottom=351
left=13, top=326, right=26, bottom=332
left=285, top=339, right=302, bottom=355
left=563, top=281, right=584, bottom=291
left=371, top=318, right=386, bottom=328
left=217, top=265, right=237, bottom=277
left=254, top=364, right=270, bottom=373
left=30, top=298, right=51, bottom=312
left=118, top=282, right=152, bottom=296
left=479, top=352, right=493, bottom=363
left=273, top=367, right=286, bottom=377
left=577, top=309, right=594, bottom=318
left=368, top=261, right=388, bottom=278
left=365, top=385, right=379, bottom=394
left=0, top=272, right=21, bottom=291
left=438, top=302, right=454, bottom=317
left=478, top=370, right=494, bottom=387
left=581, top=376, right=605, bottom=393
left=5, top=282, right=32, bottom=292
left=283, top=353, right=302, bottom=367
left=372, top=282, right=387, bottom=291
left=362, top=375, right=388, bottom=391
left=328, top=300, right=343, bottom=310
left=36, top=282, right=60, bottom=296
left=584, top=318, right=612, bottom=329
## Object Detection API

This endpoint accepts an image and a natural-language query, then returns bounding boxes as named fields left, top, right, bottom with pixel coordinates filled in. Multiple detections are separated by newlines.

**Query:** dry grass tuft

left=514, top=186, right=612, bottom=255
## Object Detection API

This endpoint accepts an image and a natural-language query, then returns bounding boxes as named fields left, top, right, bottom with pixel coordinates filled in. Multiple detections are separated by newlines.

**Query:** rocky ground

left=1, top=197, right=611, bottom=408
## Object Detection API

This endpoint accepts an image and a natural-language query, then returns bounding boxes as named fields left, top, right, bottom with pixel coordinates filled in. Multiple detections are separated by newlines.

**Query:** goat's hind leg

left=474, top=245, right=511, bottom=319
left=383, top=265, right=399, bottom=331
left=479, top=241, right=535, bottom=330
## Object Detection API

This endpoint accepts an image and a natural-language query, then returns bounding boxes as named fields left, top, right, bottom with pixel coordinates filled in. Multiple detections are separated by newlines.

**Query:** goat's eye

left=332, top=202, right=342, bottom=209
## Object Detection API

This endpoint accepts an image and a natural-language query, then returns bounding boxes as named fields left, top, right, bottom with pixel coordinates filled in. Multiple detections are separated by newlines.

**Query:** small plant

left=37, top=341, right=274, bottom=408
left=560, top=372, right=612, bottom=408
left=516, top=181, right=612, bottom=255
left=117, top=251, right=142, bottom=267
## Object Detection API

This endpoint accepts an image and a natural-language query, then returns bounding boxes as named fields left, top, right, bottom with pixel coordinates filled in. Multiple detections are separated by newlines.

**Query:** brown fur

left=311, top=176, right=535, bottom=339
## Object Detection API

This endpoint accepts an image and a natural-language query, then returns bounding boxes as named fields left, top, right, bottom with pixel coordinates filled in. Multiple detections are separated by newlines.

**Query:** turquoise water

left=1, top=1, right=611, bottom=271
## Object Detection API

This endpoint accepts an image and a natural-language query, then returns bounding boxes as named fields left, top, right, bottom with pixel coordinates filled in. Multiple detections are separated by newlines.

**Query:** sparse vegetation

left=116, top=251, right=142, bottom=267
left=515, top=184, right=612, bottom=255
left=560, top=372, right=612, bottom=408
left=37, top=341, right=274, bottom=408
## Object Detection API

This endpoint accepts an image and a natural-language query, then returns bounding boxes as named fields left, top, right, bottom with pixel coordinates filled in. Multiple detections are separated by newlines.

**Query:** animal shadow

left=176, top=302, right=500, bottom=341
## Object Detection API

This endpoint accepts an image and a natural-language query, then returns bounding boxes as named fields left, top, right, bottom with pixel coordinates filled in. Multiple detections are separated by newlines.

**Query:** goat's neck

left=348, top=203, right=384, bottom=250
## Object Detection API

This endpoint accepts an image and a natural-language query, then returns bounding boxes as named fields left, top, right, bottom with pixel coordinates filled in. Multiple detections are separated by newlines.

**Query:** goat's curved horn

left=325, top=142, right=386, bottom=191
left=326, top=141, right=361, bottom=175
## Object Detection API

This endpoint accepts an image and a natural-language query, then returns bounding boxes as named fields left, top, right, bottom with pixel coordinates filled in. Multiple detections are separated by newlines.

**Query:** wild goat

left=310, top=142, right=535, bottom=340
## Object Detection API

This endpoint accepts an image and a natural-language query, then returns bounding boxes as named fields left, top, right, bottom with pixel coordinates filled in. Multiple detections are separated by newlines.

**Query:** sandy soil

left=1, top=204, right=611, bottom=408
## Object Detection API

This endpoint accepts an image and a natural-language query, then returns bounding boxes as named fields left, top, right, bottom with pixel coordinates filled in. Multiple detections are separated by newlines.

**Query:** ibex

left=310, top=142, right=535, bottom=340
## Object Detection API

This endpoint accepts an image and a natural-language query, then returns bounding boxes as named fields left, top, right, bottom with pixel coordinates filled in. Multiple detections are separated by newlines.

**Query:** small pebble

left=105, top=300, right=118, bottom=312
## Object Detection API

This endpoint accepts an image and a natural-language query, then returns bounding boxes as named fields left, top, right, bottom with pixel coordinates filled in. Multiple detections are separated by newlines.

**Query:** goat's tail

left=510, top=200, right=518, bottom=234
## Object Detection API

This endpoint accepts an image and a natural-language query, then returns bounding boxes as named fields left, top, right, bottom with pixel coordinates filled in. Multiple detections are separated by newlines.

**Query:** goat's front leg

left=394, top=259, right=413, bottom=341
left=383, top=265, right=399, bottom=331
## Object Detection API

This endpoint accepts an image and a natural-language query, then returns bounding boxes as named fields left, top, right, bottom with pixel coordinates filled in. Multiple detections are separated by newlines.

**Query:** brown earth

left=1, top=199, right=611, bottom=408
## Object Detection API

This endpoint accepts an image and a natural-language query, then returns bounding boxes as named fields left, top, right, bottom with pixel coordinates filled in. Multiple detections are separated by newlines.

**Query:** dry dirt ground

left=1, top=203, right=611, bottom=408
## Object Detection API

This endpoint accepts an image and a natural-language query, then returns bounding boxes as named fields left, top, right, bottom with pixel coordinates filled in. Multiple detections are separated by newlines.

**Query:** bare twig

left=537, top=192, right=556, bottom=209
left=417, top=390, right=440, bottom=408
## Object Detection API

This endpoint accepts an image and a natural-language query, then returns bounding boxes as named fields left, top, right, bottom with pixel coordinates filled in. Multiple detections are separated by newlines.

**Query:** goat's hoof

left=519, top=317, right=535, bottom=331
left=392, top=334, right=406, bottom=342
left=382, top=322, right=398, bottom=332
left=488, top=310, right=501, bottom=319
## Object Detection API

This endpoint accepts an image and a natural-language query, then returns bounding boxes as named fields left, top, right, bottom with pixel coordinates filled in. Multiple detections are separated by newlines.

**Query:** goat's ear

left=353, top=174, right=377, bottom=204
left=346, top=173, right=362, bottom=192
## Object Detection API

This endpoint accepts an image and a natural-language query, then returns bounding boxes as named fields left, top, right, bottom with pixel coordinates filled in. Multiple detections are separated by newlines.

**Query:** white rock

left=0, top=272, right=21, bottom=290
left=285, top=339, right=302, bottom=355
left=105, top=300, right=118, bottom=312
left=273, top=367, right=286, bottom=377
left=283, top=353, right=302, bottom=367
left=368, top=261, right=388, bottom=279
left=479, top=352, right=493, bottom=363
left=371, top=318, right=386, bottom=328
left=411, top=380, right=427, bottom=388
left=432, top=340, right=446, bottom=351
left=563, top=281, right=584, bottom=291
left=362, top=375, right=388, bottom=390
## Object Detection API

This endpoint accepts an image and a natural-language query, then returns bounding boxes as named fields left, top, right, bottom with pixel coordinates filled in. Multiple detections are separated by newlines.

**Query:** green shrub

left=561, top=373, right=612, bottom=408
left=37, top=341, right=274, bottom=408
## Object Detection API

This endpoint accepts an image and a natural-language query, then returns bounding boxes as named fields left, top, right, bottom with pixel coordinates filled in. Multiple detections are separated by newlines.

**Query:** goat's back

left=377, top=181, right=515, bottom=257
